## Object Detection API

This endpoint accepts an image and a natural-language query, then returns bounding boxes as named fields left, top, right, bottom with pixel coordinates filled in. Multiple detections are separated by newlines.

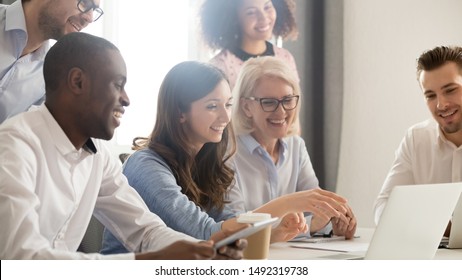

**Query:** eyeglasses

left=77, top=0, right=104, bottom=22
left=244, top=95, right=300, bottom=112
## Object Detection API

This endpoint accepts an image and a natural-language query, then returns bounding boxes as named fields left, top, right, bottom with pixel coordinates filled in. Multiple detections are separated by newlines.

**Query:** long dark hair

left=133, top=61, right=236, bottom=211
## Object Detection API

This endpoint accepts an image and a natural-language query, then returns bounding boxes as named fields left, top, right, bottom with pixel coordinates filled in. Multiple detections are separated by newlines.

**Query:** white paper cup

left=237, top=212, right=272, bottom=259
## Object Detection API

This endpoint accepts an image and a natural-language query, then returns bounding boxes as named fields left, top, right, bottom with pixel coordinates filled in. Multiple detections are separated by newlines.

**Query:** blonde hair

left=232, top=56, right=301, bottom=136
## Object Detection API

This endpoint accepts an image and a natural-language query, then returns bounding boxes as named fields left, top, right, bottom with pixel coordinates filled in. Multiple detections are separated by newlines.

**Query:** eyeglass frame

left=77, top=0, right=104, bottom=22
left=243, top=95, right=300, bottom=112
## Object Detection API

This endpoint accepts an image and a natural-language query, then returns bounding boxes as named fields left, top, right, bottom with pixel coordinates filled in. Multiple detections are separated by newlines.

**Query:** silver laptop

left=440, top=194, right=462, bottom=249
left=323, top=183, right=462, bottom=260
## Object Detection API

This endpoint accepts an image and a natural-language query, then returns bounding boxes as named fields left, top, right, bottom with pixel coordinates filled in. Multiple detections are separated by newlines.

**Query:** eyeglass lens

left=78, top=0, right=103, bottom=22
left=261, top=96, right=298, bottom=112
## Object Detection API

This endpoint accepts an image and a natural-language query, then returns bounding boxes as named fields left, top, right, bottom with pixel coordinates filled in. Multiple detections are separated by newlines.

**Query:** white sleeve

left=373, top=132, right=415, bottom=224
left=0, top=132, right=136, bottom=259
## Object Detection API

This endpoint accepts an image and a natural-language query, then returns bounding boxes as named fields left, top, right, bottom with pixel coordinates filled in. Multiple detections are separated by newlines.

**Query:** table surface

left=268, top=228, right=462, bottom=260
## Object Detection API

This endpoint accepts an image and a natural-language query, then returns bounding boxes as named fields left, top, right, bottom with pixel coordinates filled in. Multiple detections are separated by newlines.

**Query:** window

left=88, top=0, right=203, bottom=152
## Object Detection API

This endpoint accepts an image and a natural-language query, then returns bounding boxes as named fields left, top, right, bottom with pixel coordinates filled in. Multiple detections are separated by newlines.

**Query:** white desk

left=268, top=228, right=462, bottom=260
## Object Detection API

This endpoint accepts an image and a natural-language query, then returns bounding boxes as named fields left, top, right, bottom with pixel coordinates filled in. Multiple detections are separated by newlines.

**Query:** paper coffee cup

left=237, top=212, right=272, bottom=259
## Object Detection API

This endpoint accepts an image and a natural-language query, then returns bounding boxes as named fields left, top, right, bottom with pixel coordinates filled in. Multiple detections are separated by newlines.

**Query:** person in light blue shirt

left=0, top=0, right=103, bottom=123
left=101, top=61, right=351, bottom=254
left=230, top=56, right=357, bottom=238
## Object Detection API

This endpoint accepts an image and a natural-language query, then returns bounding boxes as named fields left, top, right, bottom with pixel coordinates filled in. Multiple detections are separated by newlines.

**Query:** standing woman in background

left=199, top=0, right=299, bottom=89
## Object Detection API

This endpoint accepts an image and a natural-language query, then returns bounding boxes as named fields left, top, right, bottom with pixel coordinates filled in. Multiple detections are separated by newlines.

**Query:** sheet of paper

left=290, top=235, right=347, bottom=243
left=290, top=239, right=369, bottom=253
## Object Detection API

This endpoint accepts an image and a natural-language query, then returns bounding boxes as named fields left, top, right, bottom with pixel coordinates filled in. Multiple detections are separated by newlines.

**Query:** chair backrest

left=77, top=215, right=104, bottom=253
left=119, top=153, right=131, bottom=164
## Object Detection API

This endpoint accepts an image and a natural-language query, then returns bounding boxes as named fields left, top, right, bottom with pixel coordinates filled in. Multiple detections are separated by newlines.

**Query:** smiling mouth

left=439, top=109, right=457, bottom=118
left=255, top=25, right=271, bottom=32
left=114, top=111, right=123, bottom=119
left=68, top=19, right=82, bottom=32
left=211, top=126, right=226, bottom=132
left=268, top=119, right=286, bottom=125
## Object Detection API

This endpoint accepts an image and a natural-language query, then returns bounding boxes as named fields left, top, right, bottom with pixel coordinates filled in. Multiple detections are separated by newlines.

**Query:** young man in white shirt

left=374, top=46, right=462, bottom=236
left=0, top=32, right=246, bottom=260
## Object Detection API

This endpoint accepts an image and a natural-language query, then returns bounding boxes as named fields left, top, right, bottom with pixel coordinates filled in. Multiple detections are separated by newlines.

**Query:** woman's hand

left=282, top=189, right=349, bottom=223
left=332, top=204, right=357, bottom=239
left=270, top=212, right=308, bottom=243
left=253, top=188, right=352, bottom=237
left=309, top=213, right=331, bottom=234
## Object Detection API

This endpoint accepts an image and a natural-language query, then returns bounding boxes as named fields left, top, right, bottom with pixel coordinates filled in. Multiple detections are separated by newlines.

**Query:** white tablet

left=214, top=217, right=279, bottom=249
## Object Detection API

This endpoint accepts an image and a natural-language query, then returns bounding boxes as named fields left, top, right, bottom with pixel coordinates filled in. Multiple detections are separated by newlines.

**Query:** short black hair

left=43, top=32, right=119, bottom=92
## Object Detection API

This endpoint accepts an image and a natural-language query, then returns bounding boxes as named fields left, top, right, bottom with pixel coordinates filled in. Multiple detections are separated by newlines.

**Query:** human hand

left=289, top=189, right=349, bottom=223
left=135, top=240, right=215, bottom=260
left=209, top=227, right=248, bottom=260
left=309, top=213, right=331, bottom=234
left=270, top=212, right=308, bottom=243
left=332, top=204, right=357, bottom=239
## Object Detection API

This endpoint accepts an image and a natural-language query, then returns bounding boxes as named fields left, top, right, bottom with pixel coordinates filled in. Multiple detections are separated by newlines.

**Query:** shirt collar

left=436, top=124, right=445, bottom=143
left=238, top=133, right=288, bottom=155
left=38, top=104, right=98, bottom=156
left=5, top=0, right=27, bottom=33
left=5, top=1, right=50, bottom=60
left=238, top=134, right=261, bottom=154
left=230, top=41, right=275, bottom=62
left=432, top=119, right=461, bottom=150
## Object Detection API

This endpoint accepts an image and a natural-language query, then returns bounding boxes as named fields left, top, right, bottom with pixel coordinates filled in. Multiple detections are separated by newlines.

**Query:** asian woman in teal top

left=101, top=61, right=350, bottom=254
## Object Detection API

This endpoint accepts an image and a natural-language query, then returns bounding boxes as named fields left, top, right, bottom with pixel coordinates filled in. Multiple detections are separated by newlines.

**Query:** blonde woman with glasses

left=229, top=56, right=357, bottom=239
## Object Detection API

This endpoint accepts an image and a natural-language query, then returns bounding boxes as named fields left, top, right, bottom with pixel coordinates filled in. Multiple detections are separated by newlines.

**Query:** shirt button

left=57, top=232, right=64, bottom=240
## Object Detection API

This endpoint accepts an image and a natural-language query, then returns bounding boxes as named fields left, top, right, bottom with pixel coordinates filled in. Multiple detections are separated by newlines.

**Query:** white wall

left=337, top=0, right=462, bottom=227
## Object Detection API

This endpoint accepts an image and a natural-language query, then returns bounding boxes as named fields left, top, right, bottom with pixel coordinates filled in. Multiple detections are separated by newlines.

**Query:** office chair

left=77, top=215, right=104, bottom=253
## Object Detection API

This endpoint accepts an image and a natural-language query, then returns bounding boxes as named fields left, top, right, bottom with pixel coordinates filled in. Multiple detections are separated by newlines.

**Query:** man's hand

left=209, top=228, right=248, bottom=260
left=135, top=240, right=216, bottom=260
